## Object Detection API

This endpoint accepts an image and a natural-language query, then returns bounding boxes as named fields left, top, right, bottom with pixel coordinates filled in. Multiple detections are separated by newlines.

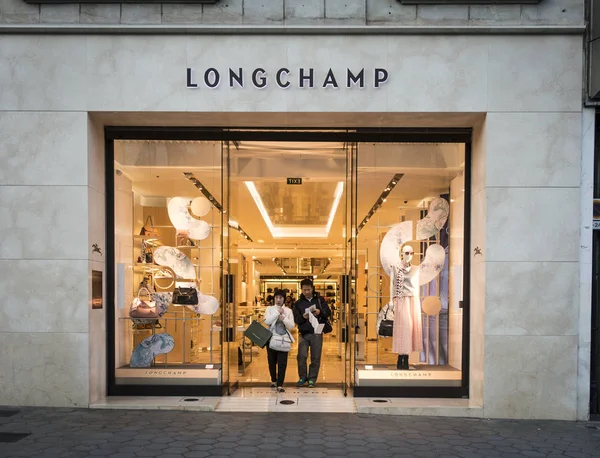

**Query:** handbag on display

left=378, top=306, right=393, bottom=337
left=172, top=286, right=199, bottom=305
left=140, top=215, right=159, bottom=238
left=129, top=287, right=158, bottom=319
left=244, top=320, right=272, bottom=348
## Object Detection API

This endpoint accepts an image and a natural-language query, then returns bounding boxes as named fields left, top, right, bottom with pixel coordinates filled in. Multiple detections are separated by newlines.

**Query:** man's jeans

left=297, top=333, right=323, bottom=382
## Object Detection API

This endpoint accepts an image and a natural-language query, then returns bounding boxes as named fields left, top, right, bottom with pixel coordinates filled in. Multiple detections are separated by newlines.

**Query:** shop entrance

left=221, top=141, right=357, bottom=394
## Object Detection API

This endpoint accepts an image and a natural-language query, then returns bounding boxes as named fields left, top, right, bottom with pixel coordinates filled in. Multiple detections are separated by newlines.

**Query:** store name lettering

left=186, top=67, right=389, bottom=89
left=144, top=370, right=187, bottom=376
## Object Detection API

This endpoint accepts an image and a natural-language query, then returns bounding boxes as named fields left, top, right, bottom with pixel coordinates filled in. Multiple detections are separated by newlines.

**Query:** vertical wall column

left=0, top=111, right=91, bottom=407
left=88, top=116, right=107, bottom=405
left=482, top=111, right=581, bottom=420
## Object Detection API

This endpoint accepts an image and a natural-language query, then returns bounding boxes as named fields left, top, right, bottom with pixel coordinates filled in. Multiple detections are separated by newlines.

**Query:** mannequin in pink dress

left=391, top=243, right=422, bottom=370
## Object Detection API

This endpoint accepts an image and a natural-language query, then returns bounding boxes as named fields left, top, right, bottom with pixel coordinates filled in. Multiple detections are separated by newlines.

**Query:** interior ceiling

left=115, top=140, right=464, bottom=276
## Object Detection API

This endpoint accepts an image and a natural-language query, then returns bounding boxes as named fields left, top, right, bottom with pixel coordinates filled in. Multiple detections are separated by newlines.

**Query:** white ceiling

left=115, top=140, right=464, bottom=275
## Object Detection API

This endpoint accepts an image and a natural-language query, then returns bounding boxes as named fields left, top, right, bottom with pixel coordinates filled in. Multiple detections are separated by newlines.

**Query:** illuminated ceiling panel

left=245, top=181, right=344, bottom=238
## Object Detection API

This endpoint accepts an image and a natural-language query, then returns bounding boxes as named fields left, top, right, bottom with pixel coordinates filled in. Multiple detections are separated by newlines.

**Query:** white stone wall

left=0, top=33, right=587, bottom=420
left=0, top=0, right=585, bottom=27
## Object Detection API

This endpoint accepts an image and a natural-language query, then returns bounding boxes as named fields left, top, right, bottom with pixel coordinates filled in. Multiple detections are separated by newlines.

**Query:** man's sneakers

left=308, top=380, right=316, bottom=388
left=296, top=379, right=307, bottom=387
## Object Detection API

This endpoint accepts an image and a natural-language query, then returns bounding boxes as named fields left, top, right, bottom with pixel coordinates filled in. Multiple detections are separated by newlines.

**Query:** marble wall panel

left=0, top=36, right=87, bottom=111
left=470, top=261, right=486, bottom=338
left=0, top=112, right=88, bottom=186
left=284, top=0, right=325, bottom=25
left=86, top=36, right=187, bottom=111
left=485, top=261, right=578, bottom=336
left=484, top=335, right=577, bottom=420
left=0, top=0, right=39, bottom=24
left=89, top=260, right=106, bottom=405
left=89, top=187, right=105, bottom=263
left=0, top=186, right=88, bottom=260
left=0, top=332, right=89, bottom=407
left=0, top=35, right=583, bottom=114
left=486, top=112, right=581, bottom=188
left=576, top=108, right=594, bottom=420
left=487, top=35, right=582, bottom=112
left=486, top=187, right=579, bottom=263
left=88, top=116, right=105, bottom=195
left=0, top=260, right=88, bottom=333
left=470, top=330, right=484, bottom=407
left=383, top=35, right=488, bottom=112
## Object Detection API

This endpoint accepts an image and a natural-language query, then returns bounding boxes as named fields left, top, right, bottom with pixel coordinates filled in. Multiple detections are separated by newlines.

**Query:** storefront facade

left=0, top=1, right=591, bottom=420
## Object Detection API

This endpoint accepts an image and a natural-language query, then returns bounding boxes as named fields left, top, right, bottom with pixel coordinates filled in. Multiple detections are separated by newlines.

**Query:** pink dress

left=392, top=263, right=423, bottom=354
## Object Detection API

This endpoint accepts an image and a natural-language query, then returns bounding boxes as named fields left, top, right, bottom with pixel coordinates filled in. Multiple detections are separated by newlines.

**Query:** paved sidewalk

left=1, top=407, right=600, bottom=458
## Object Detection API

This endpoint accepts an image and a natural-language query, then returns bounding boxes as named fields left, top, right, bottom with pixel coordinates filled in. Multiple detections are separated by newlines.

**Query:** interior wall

left=114, top=171, right=134, bottom=370
left=448, top=173, right=465, bottom=370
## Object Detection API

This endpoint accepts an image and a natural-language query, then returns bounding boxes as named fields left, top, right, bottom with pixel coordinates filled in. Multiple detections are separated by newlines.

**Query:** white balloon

left=191, top=197, right=211, bottom=217
left=188, top=221, right=211, bottom=240
left=167, top=197, right=194, bottom=230
left=187, top=293, right=220, bottom=316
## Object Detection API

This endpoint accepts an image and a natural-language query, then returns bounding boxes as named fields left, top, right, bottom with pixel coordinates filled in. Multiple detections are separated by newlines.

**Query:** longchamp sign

left=186, top=67, right=389, bottom=89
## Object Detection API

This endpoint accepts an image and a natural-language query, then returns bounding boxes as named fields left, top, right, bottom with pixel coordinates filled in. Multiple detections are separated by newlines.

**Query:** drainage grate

left=0, top=433, right=30, bottom=443
left=279, top=400, right=295, bottom=405
left=372, top=399, right=389, bottom=403
left=0, top=411, right=19, bottom=418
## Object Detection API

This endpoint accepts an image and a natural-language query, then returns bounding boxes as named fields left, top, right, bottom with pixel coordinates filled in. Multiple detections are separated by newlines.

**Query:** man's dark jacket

left=293, top=293, right=332, bottom=335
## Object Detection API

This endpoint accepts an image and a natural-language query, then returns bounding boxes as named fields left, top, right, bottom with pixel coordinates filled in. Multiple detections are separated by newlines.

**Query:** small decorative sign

left=287, top=178, right=302, bottom=185
left=594, top=199, right=600, bottom=230
left=92, top=270, right=103, bottom=309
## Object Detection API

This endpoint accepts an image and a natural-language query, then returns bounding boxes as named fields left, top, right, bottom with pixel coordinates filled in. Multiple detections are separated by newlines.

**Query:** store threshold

left=90, top=391, right=482, bottom=416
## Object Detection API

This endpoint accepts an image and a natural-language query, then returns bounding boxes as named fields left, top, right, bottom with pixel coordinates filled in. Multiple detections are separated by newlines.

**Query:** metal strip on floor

left=216, top=388, right=357, bottom=413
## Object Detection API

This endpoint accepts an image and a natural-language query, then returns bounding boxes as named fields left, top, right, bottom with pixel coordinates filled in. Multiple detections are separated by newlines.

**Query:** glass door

left=343, top=142, right=358, bottom=395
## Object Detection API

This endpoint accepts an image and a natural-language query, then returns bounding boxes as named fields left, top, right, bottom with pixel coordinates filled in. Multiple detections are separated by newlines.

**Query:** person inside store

left=264, top=289, right=295, bottom=392
left=292, top=278, right=332, bottom=388
left=285, top=295, right=293, bottom=308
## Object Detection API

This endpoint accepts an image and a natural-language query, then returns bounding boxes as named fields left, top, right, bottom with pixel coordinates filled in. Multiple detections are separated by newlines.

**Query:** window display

left=112, top=140, right=224, bottom=389
left=354, top=142, right=465, bottom=392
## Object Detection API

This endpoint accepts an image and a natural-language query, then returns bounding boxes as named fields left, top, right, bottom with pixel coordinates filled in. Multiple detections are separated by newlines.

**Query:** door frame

left=105, top=126, right=472, bottom=398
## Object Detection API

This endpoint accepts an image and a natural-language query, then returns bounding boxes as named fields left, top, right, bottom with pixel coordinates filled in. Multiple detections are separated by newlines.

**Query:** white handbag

left=269, top=319, right=294, bottom=352
left=269, top=330, right=293, bottom=352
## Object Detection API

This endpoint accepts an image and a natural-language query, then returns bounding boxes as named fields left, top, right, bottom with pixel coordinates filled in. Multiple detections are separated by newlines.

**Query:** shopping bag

left=244, top=320, right=272, bottom=348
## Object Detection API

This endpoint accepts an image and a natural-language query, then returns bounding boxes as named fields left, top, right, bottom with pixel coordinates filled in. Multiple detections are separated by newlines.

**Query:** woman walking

left=264, top=289, right=295, bottom=392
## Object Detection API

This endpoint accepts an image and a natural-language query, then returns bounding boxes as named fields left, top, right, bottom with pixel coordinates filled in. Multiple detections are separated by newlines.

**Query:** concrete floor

left=1, top=406, right=600, bottom=457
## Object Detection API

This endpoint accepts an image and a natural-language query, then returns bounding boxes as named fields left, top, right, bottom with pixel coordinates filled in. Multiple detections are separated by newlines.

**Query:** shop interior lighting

left=183, top=172, right=254, bottom=242
left=356, top=173, right=404, bottom=235
left=245, top=181, right=344, bottom=238
left=272, top=257, right=287, bottom=275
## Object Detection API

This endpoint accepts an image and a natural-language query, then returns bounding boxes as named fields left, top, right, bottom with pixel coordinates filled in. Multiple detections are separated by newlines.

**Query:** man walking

left=293, top=278, right=332, bottom=388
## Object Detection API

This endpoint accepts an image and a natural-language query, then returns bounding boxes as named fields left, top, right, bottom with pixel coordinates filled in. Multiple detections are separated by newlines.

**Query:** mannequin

left=380, top=198, right=449, bottom=371
left=390, top=243, right=422, bottom=370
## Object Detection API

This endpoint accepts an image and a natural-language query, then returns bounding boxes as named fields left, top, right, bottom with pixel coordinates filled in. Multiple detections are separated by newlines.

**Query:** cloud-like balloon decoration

left=167, top=196, right=211, bottom=241
left=380, top=198, right=449, bottom=281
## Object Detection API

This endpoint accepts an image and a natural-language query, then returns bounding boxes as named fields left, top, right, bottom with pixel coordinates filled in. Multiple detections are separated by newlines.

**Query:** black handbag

left=172, top=287, right=198, bottom=305
left=379, top=306, right=393, bottom=337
